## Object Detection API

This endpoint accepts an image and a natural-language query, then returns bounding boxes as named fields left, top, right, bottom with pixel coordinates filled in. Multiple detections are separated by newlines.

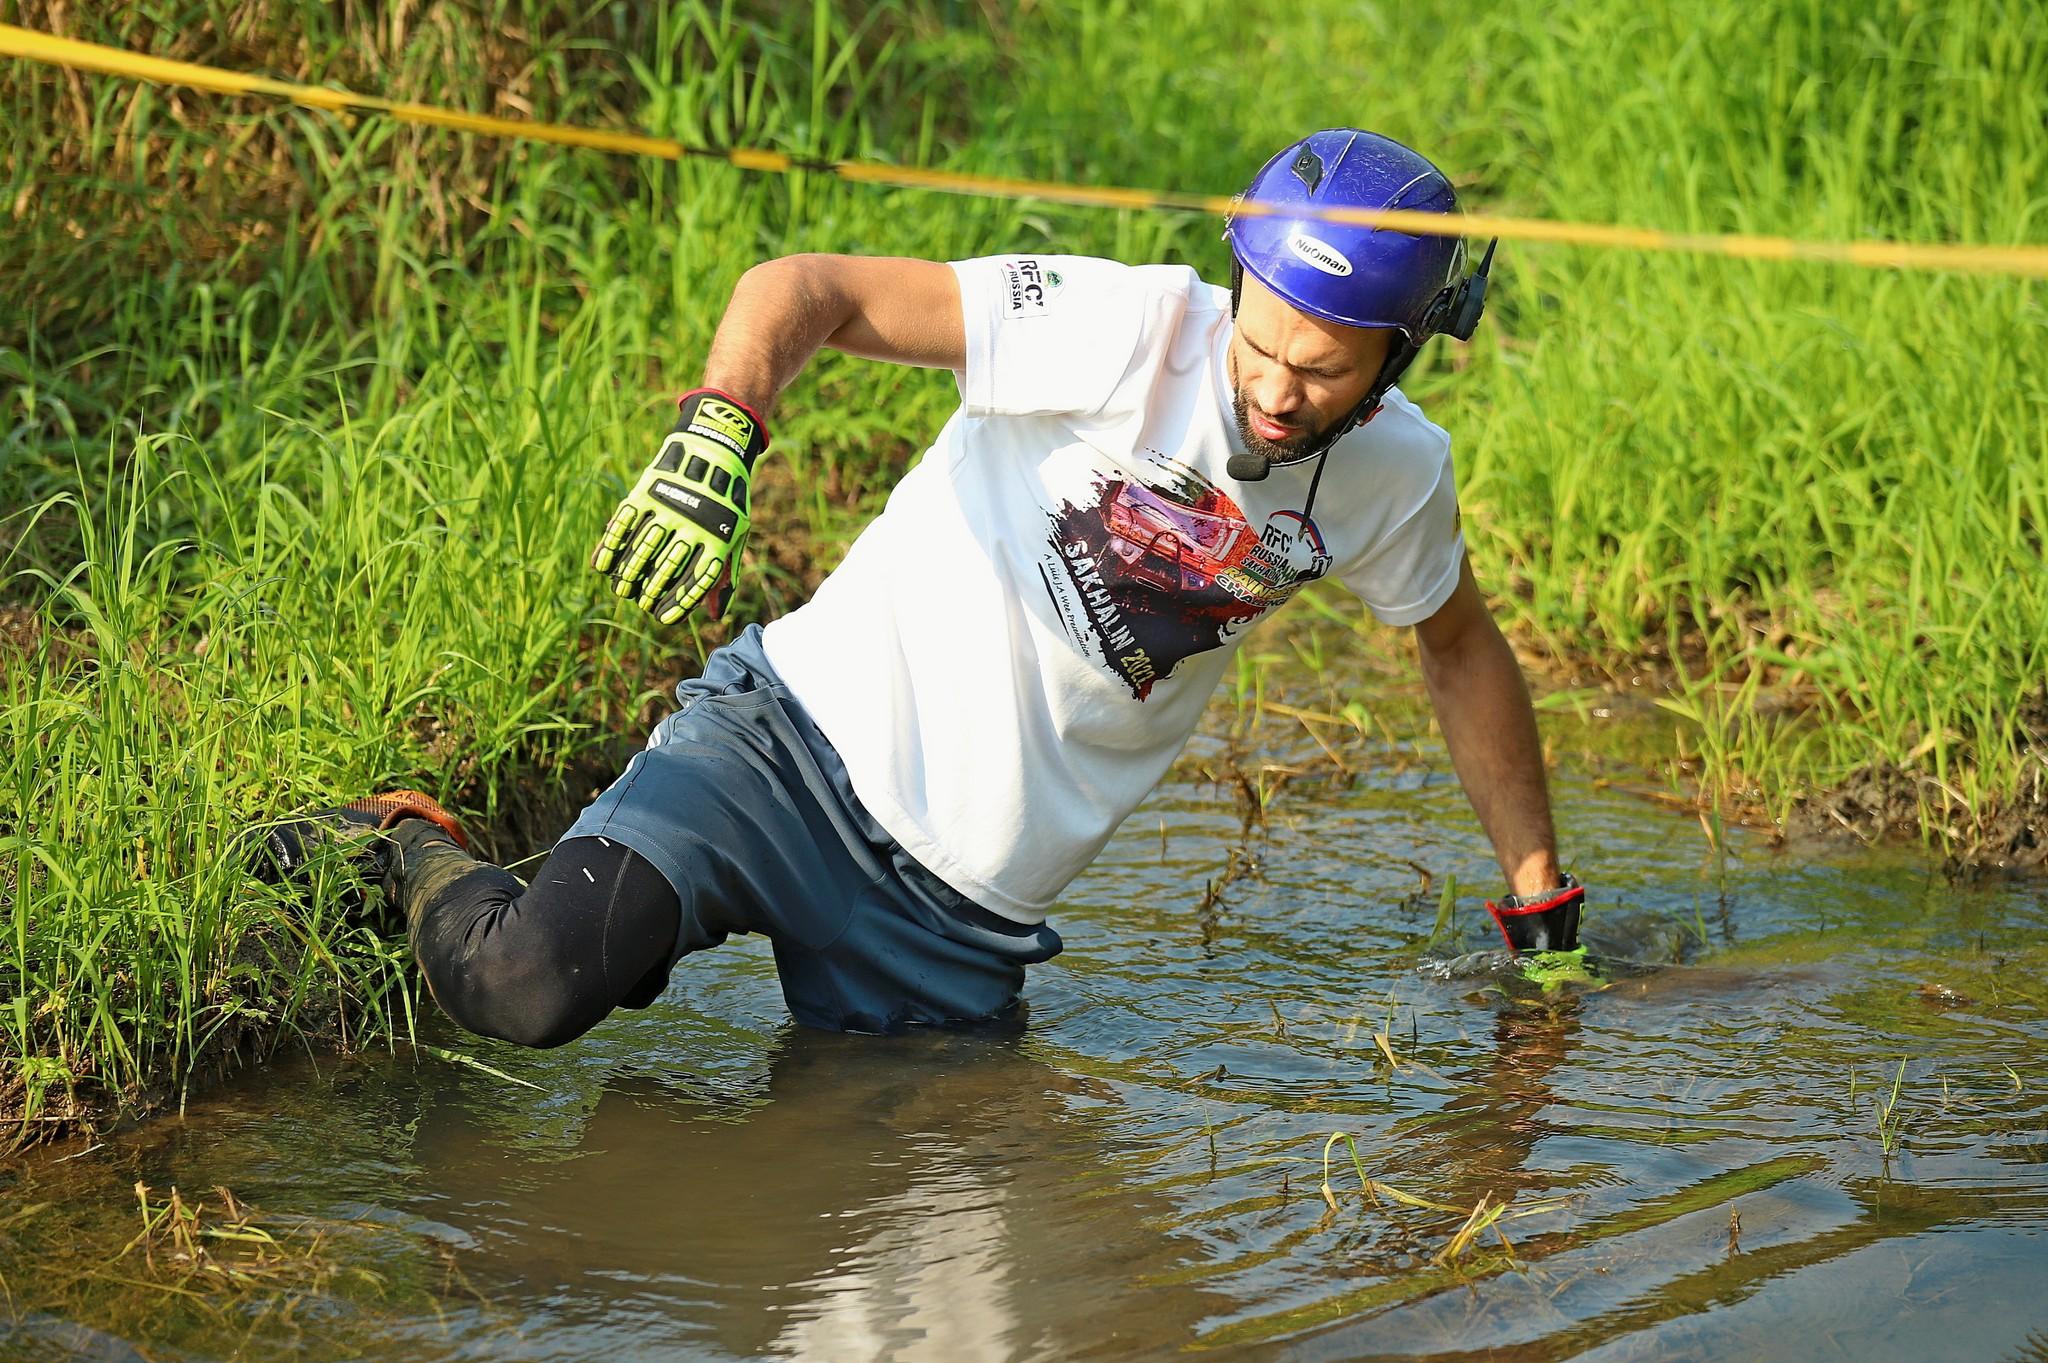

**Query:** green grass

left=1875, top=1058, right=1911, bottom=1156
left=3, top=0, right=2045, bottom=1134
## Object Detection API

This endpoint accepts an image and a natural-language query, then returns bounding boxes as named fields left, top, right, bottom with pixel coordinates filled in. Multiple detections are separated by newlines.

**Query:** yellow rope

left=7, top=22, right=2046, bottom=279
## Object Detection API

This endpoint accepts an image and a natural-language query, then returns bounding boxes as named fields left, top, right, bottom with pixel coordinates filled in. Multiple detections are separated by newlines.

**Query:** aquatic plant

left=1318, top=1131, right=1576, bottom=1269
left=1876, top=1058, right=1910, bottom=1156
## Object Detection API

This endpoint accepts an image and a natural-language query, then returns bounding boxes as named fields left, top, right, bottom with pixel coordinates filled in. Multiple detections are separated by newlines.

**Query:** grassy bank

left=4, top=0, right=2044, bottom=1140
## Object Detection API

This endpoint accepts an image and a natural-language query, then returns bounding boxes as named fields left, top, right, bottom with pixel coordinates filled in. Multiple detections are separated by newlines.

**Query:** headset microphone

left=1227, top=448, right=1271, bottom=481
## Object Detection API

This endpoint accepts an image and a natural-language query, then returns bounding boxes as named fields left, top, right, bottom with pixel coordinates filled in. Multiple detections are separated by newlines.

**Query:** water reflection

left=393, top=1024, right=1236, bottom=1361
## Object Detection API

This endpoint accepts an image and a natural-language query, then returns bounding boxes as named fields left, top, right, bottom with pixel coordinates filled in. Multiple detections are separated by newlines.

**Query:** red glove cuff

left=1484, top=878, right=1585, bottom=954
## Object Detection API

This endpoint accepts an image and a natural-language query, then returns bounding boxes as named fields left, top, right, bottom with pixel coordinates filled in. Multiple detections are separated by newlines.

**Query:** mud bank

left=1791, top=758, right=2048, bottom=873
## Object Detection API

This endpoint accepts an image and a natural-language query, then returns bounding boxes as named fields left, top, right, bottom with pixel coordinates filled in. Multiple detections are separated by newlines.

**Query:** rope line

left=7, top=22, right=2047, bottom=279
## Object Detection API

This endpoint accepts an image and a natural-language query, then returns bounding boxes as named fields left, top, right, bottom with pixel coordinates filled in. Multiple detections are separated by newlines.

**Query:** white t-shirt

left=762, top=255, right=1464, bottom=923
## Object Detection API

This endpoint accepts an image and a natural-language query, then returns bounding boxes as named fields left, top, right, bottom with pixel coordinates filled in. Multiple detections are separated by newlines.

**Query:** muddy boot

left=242, top=790, right=471, bottom=927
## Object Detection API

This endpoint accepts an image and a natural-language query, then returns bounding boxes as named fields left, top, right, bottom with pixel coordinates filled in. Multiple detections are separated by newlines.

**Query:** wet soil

left=1786, top=752, right=2048, bottom=875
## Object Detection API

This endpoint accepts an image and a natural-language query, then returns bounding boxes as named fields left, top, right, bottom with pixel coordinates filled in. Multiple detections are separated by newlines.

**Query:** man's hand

left=591, top=389, right=770, bottom=624
left=590, top=257, right=955, bottom=625
left=1412, top=558, right=1588, bottom=954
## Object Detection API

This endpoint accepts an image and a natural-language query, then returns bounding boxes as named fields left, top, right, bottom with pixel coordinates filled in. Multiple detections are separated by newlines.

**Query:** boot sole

left=343, top=790, right=471, bottom=851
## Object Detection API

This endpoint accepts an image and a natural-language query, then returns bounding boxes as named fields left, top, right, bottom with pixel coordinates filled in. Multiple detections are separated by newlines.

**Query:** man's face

left=1227, top=271, right=1394, bottom=466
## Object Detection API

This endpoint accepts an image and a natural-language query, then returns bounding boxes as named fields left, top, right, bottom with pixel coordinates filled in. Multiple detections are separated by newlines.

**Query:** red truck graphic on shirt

left=1100, top=479, right=1251, bottom=592
left=1039, top=456, right=1328, bottom=699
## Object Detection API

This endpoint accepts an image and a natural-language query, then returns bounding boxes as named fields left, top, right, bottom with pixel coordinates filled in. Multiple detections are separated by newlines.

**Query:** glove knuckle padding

left=632, top=518, right=669, bottom=563
left=614, top=523, right=663, bottom=595
left=640, top=539, right=698, bottom=608
left=591, top=505, right=637, bottom=572
left=657, top=593, right=690, bottom=625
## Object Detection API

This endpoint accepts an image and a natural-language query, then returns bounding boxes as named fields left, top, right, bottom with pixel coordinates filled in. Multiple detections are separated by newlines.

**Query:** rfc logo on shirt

left=1000, top=258, right=1066, bottom=317
left=1214, top=510, right=1332, bottom=607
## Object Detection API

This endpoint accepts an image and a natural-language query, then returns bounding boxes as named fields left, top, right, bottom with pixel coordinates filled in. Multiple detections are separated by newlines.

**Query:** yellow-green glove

left=591, top=388, right=770, bottom=624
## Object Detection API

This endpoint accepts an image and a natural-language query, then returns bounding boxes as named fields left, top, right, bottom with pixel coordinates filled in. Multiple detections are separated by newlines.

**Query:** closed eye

left=1242, top=333, right=1349, bottom=381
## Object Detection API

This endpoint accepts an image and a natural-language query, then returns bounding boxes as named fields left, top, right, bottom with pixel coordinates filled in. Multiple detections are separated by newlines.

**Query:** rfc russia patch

left=1000, top=258, right=1066, bottom=317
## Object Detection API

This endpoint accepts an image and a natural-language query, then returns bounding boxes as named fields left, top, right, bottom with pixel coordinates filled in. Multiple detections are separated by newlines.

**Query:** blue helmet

left=1224, top=129, right=1495, bottom=433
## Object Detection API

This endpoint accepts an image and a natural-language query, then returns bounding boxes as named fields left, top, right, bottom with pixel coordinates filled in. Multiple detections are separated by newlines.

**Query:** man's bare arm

left=701, top=254, right=964, bottom=416
left=1411, top=556, right=1562, bottom=897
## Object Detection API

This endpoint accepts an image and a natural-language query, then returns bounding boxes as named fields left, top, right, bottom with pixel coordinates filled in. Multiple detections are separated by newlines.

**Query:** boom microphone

left=1227, top=448, right=1272, bottom=481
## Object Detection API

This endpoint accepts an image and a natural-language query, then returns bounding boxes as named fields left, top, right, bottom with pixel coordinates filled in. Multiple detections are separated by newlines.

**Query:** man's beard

left=1230, top=385, right=1340, bottom=468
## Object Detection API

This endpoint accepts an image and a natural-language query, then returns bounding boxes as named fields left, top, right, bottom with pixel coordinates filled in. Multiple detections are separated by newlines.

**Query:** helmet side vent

left=1289, top=147, right=1324, bottom=194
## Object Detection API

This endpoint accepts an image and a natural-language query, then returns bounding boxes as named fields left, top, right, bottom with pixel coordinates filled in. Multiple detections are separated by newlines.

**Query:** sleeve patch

left=1000, top=258, right=1067, bottom=317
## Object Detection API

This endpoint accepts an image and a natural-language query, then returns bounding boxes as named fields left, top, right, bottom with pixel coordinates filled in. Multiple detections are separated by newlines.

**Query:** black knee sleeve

left=396, top=829, right=681, bottom=1049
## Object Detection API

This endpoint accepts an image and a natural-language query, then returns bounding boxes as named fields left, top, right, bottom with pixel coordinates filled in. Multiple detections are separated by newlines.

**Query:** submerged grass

left=0, top=1177, right=495, bottom=1350
left=3, top=0, right=2046, bottom=1136
left=1317, top=1131, right=1578, bottom=1265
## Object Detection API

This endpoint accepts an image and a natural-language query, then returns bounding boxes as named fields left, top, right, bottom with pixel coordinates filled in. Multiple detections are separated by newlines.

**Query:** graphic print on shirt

left=1038, top=456, right=1332, bottom=699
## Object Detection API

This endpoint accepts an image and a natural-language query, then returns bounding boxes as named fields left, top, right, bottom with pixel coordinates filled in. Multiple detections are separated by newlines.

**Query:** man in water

left=250, top=129, right=1585, bottom=1044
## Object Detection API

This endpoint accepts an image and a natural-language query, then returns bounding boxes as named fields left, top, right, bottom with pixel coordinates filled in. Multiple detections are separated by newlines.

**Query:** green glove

left=591, top=388, right=770, bottom=624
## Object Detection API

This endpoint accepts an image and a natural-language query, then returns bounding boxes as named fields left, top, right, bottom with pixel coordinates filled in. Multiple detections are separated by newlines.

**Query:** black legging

left=392, top=824, right=681, bottom=1048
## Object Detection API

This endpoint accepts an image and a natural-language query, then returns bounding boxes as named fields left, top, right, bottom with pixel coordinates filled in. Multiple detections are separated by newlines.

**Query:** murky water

left=7, top=628, right=2048, bottom=1361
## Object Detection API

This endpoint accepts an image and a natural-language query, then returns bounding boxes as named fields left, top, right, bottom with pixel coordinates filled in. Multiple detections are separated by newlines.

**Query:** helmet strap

left=1360, top=336, right=1422, bottom=420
